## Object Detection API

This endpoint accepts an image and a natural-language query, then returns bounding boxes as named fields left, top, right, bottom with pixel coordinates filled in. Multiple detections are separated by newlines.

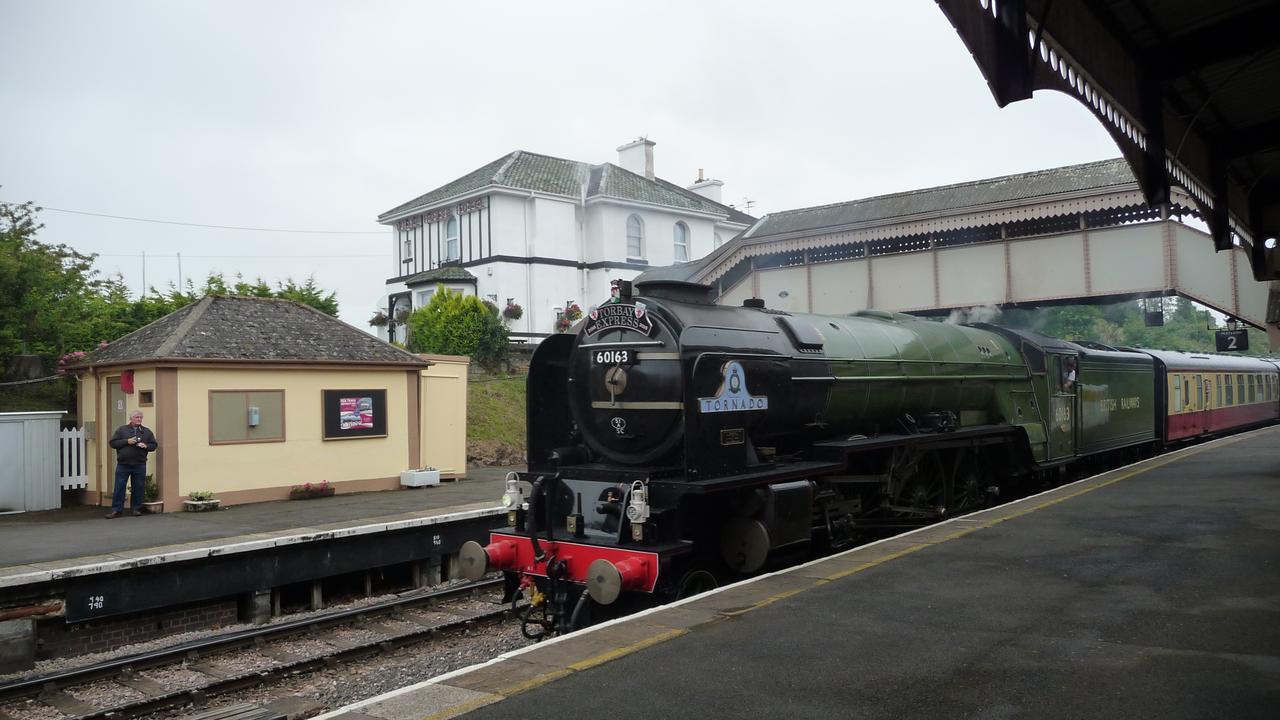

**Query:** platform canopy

left=936, top=0, right=1280, bottom=281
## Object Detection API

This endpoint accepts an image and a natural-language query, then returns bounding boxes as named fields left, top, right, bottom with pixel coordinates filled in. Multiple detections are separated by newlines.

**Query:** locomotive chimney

left=617, top=137, right=655, bottom=180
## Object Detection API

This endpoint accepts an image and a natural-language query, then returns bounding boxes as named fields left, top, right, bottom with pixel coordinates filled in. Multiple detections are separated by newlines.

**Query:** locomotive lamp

left=501, top=475, right=526, bottom=526
left=626, top=481, right=650, bottom=541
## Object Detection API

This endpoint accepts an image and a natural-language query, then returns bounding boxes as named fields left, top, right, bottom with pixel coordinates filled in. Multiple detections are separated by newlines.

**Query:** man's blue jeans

left=112, top=463, right=146, bottom=513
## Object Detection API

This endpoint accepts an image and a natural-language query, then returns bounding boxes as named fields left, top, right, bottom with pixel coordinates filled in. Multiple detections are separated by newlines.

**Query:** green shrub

left=406, top=286, right=509, bottom=370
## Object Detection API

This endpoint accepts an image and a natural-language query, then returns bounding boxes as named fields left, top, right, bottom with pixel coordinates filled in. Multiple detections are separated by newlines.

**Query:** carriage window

left=1184, top=378, right=1192, bottom=410
left=1237, top=375, right=1245, bottom=404
left=1194, top=375, right=1202, bottom=409
left=1217, top=375, right=1223, bottom=407
left=1248, top=375, right=1256, bottom=403
left=1172, top=379, right=1182, bottom=412
left=1225, top=376, right=1234, bottom=405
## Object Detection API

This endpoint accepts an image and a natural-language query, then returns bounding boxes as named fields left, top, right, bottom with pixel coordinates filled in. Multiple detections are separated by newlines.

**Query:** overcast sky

left=2, top=0, right=1121, bottom=330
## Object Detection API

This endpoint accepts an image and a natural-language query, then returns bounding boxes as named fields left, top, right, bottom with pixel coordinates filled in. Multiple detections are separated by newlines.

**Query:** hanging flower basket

left=502, top=300, right=523, bottom=321
left=368, top=311, right=389, bottom=327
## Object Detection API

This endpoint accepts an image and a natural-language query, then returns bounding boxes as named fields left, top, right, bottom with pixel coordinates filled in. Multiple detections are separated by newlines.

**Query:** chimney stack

left=616, top=137, right=656, bottom=180
left=687, top=170, right=725, bottom=204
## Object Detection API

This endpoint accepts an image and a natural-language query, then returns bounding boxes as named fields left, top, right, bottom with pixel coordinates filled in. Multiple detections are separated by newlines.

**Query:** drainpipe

left=525, top=191, right=535, bottom=334
left=578, top=181, right=588, bottom=308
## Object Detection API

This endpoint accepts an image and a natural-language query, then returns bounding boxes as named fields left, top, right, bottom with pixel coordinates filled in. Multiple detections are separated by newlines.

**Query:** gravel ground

left=0, top=584, right=478, bottom=685
left=143, top=665, right=210, bottom=691
left=136, top=617, right=531, bottom=720
left=64, top=679, right=147, bottom=707
left=0, top=698, right=66, bottom=720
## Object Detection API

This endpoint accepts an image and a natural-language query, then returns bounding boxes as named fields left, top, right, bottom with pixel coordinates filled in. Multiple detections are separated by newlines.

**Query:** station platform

left=0, top=467, right=513, bottom=600
left=320, top=426, right=1280, bottom=720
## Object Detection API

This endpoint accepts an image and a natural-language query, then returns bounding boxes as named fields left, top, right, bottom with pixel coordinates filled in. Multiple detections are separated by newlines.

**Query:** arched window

left=673, top=222, right=689, bottom=263
left=446, top=216, right=460, bottom=261
left=626, top=214, right=644, bottom=259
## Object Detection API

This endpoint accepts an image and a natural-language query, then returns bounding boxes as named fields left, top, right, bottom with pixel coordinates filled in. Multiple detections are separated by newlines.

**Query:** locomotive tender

left=460, top=278, right=1280, bottom=636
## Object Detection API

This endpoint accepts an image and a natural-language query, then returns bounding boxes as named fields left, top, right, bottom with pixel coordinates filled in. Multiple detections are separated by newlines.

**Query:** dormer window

left=673, top=222, right=689, bottom=263
left=626, top=214, right=644, bottom=260
left=402, top=234, right=412, bottom=264
left=446, top=216, right=460, bottom=261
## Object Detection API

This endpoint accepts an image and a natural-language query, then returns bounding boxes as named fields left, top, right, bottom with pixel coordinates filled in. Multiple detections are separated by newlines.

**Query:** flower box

left=290, top=486, right=336, bottom=500
left=400, top=469, right=441, bottom=487
left=184, top=499, right=220, bottom=512
left=142, top=500, right=164, bottom=514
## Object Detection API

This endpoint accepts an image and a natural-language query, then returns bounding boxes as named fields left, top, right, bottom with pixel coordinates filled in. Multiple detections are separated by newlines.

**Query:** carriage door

left=1048, top=353, right=1078, bottom=460
left=1195, top=374, right=1208, bottom=434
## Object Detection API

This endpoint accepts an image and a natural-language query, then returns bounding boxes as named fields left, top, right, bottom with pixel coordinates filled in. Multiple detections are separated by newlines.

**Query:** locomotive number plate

left=593, top=349, right=635, bottom=365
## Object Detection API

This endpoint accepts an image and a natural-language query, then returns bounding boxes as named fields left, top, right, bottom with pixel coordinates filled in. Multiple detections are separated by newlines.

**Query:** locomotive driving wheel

left=676, top=568, right=720, bottom=600
left=886, top=448, right=948, bottom=518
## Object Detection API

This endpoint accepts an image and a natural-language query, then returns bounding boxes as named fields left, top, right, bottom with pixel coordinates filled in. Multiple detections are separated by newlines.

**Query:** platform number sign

left=1215, top=329, right=1249, bottom=352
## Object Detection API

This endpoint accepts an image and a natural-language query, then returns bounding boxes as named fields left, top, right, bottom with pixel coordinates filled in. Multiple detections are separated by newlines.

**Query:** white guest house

left=374, top=139, right=755, bottom=342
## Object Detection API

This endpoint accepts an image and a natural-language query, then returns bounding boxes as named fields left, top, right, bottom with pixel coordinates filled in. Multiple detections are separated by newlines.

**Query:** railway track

left=0, top=578, right=512, bottom=720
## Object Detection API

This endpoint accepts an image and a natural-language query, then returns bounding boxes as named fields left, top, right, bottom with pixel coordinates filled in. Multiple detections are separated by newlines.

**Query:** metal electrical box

left=247, top=406, right=260, bottom=427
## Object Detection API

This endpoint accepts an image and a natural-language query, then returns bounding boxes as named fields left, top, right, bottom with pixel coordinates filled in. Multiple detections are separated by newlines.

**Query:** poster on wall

left=322, top=389, right=387, bottom=439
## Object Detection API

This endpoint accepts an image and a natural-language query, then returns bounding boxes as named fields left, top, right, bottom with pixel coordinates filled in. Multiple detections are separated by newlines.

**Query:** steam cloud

left=946, top=305, right=1003, bottom=325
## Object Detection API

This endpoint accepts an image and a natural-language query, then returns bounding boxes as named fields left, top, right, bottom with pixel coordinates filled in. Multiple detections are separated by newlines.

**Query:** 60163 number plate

left=593, top=349, right=634, bottom=365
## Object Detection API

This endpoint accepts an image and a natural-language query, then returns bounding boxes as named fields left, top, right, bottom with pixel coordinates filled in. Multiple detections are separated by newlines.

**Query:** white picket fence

left=59, top=427, right=89, bottom=490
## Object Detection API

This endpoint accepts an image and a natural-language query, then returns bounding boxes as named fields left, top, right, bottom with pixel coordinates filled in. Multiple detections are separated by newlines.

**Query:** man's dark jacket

left=109, top=424, right=159, bottom=465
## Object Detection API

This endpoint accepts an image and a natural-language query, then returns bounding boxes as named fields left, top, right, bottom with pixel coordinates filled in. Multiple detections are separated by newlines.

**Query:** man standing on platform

left=106, top=410, right=158, bottom=518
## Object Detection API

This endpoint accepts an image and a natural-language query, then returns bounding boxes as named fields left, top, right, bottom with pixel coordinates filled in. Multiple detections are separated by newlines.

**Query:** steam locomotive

left=460, top=278, right=1280, bottom=637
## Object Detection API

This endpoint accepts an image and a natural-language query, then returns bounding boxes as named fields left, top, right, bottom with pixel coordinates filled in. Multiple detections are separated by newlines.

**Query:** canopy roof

left=937, top=0, right=1280, bottom=281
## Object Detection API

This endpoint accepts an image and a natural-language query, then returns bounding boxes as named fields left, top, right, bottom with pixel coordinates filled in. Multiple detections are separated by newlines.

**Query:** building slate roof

left=405, top=265, right=478, bottom=285
left=636, top=158, right=1138, bottom=286
left=77, top=296, right=428, bottom=367
left=378, top=150, right=757, bottom=226
left=744, top=158, right=1135, bottom=239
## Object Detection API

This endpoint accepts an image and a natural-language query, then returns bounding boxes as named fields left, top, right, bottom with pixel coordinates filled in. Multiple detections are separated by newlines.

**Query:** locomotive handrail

left=578, top=340, right=666, bottom=348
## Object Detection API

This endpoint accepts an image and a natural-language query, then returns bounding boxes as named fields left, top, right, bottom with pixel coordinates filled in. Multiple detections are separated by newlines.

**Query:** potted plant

left=400, top=465, right=441, bottom=487
left=289, top=480, right=335, bottom=499
left=184, top=490, right=220, bottom=512
left=502, top=299, right=523, bottom=322
left=141, top=474, right=163, bottom=514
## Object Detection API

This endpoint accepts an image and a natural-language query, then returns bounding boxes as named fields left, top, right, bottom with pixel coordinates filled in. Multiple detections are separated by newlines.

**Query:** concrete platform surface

left=319, top=426, right=1280, bottom=720
left=0, top=466, right=516, bottom=588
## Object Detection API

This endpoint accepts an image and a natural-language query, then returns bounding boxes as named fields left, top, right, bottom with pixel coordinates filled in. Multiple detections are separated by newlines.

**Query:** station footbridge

left=643, top=159, right=1273, bottom=348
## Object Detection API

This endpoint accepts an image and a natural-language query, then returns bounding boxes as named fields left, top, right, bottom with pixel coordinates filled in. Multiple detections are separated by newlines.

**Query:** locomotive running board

left=809, top=425, right=1020, bottom=461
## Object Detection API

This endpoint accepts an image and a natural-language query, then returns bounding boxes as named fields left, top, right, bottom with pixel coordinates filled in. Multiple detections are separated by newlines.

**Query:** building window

left=209, top=390, right=285, bottom=444
left=402, top=234, right=412, bottom=262
left=139, top=390, right=154, bottom=407
left=673, top=222, right=689, bottom=263
left=446, top=216, right=460, bottom=261
left=626, top=214, right=644, bottom=259
left=416, top=289, right=434, bottom=307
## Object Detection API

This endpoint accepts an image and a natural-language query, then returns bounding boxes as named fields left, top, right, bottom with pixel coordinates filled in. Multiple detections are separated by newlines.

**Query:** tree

left=406, top=286, right=508, bottom=369
left=0, top=200, right=103, bottom=362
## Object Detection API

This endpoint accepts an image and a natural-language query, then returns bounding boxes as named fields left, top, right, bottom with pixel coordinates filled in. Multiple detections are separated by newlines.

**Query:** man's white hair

left=130, top=410, right=144, bottom=419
